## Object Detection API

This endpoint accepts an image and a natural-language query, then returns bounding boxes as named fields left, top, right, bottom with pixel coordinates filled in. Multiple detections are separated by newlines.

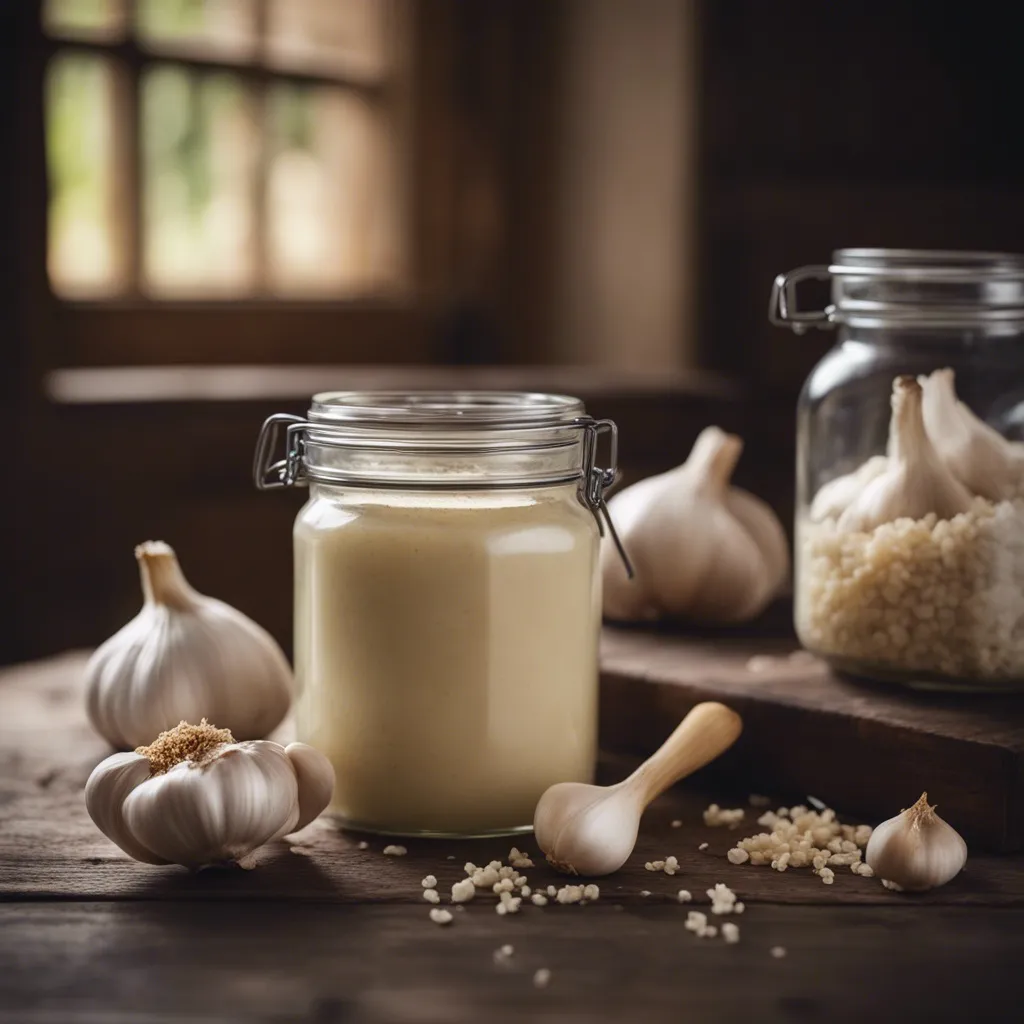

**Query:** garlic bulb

left=865, top=792, right=967, bottom=892
left=809, top=455, right=888, bottom=522
left=85, top=720, right=335, bottom=869
left=920, top=367, right=1024, bottom=500
left=838, top=376, right=973, bottom=533
left=86, top=542, right=294, bottom=749
left=601, top=427, right=789, bottom=624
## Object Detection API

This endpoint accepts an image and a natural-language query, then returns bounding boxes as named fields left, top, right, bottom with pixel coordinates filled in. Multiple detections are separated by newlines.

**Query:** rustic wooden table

left=2, top=652, right=1023, bottom=1023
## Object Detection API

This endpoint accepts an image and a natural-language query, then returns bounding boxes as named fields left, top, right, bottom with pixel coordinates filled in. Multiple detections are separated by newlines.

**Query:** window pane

left=45, top=53, right=127, bottom=298
left=43, top=0, right=126, bottom=40
left=136, top=0, right=257, bottom=60
left=266, top=0, right=389, bottom=79
left=141, top=66, right=258, bottom=296
left=266, top=84, right=400, bottom=296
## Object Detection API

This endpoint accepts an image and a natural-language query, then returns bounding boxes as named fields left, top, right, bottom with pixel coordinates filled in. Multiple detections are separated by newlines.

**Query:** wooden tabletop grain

left=2, top=652, right=1023, bottom=1024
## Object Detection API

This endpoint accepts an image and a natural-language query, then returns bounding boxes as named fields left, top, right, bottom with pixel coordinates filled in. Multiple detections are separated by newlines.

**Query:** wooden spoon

left=533, top=701, right=743, bottom=876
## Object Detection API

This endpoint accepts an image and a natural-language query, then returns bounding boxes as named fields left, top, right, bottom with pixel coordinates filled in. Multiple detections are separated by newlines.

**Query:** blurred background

left=4, top=0, right=1024, bottom=665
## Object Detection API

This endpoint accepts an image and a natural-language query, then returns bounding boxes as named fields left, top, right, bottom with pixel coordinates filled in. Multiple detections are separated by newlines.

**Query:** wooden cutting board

left=598, top=622, right=1024, bottom=852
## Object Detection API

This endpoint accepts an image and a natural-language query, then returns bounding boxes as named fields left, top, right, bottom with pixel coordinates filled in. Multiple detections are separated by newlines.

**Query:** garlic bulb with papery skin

left=809, top=455, right=888, bottom=522
left=85, top=720, right=334, bottom=869
left=865, top=792, right=967, bottom=892
left=920, top=367, right=1024, bottom=500
left=601, top=427, right=789, bottom=624
left=838, top=377, right=973, bottom=533
left=86, top=542, right=293, bottom=749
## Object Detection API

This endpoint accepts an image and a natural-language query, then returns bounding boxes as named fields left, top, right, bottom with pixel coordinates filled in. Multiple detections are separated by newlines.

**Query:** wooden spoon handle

left=627, top=702, right=743, bottom=807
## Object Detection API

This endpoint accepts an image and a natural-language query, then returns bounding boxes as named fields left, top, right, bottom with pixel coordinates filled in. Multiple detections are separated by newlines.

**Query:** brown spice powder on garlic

left=136, top=719, right=235, bottom=775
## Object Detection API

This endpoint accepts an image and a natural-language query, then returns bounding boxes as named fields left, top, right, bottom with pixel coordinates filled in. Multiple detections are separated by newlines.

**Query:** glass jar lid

left=771, top=248, right=1024, bottom=331
left=308, top=390, right=585, bottom=427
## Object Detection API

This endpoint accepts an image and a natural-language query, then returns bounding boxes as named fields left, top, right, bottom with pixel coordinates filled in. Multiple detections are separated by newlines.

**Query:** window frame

left=34, top=0, right=453, bottom=368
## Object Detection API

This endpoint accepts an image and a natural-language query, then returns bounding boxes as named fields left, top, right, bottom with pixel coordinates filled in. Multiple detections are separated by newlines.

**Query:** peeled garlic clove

left=865, top=792, right=967, bottom=892
left=809, top=455, right=888, bottom=522
left=838, top=376, right=973, bottom=533
left=85, top=720, right=335, bottom=869
left=921, top=367, right=1024, bottom=500
left=601, top=427, right=789, bottom=624
left=86, top=542, right=294, bottom=749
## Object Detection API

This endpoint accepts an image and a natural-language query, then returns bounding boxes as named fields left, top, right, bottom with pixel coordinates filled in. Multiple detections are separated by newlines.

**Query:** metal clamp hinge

left=579, top=418, right=634, bottom=579
left=253, top=414, right=308, bottom=490
left=769, top=265, right=837, bottom=334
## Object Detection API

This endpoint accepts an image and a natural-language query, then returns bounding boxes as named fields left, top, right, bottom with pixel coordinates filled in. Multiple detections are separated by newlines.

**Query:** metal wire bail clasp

left=253, top=414, right=308, bottom=490
left=769, top=265, right=836, bottom=334
left=580, top=418, right=635, bottom=579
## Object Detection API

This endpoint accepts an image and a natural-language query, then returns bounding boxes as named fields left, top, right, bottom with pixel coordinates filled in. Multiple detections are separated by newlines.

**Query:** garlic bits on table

left=85, top=720, right=335, bottom=869
left=600, top=426, right=789, bottom=624
left=85, top=542, right=294, bottom=749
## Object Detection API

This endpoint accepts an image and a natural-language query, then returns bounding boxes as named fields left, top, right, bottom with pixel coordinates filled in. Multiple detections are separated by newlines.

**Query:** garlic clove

left=809, top=455, right=888, bottom=522
left=86, top=542, right=294, bottom=749
left=838, top=376, right=973, bottom=533
left=865, top=792, right=967, bottom=892
left=920, top=367, right=1024, bottom=500
left=84, top=752, right=170, bottom=865
left=601, top=427, right=789, bottom=624
left=122, top=740, right=300, bottom=869
left=283, top=742, right=336, bottom=836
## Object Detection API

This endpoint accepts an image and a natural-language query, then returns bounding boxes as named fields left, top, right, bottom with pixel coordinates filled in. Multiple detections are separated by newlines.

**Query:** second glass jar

left=773, top=249, right=1024, bottom=691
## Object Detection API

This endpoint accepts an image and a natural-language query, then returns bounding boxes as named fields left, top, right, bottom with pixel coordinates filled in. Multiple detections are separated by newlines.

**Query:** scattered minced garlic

left=645, top=856, right=680, bottom=875
left=493, top=944, right=514, bottom=964
left=676, top=890, right=692, bottom=903
left=640, top=890, right=652, bottom=897
left=509, top=847, right=534, bottom=869
left=423, top=889, right=441, bottom=904
left=685, top=911, right=713, bottom=937
left=770, top=945, right=787, bottom=958
left=546, top=886, right=557, bottom=898
left=583, top=884, right=600, bottom=901
left=429, top=909, right=453, bottom=926
left=494, top=878, right=515, bottom=895
left=521, top=886, right=532, bottom=897
left=882, top=879, right=904, bottom=891
left=136, top=719, right=234, bottom=775
left=725, top=804, right=873, bottom=880
left=722, top=922, right=740, bottom=943
left=734, top=902, right=745, bottom=914
left=698, top=842, right=709, bottom=851
left=421, top=875, right=437, bottom=889
left=496, top=891, right=522, bottom=915
left=446, top=854, right=456, bottom=860
left=707, top=883, right=739, bottom=915
left=451, top=879, right=476, bottom=903
left=671, top=819, right=682, bottom=828
left=358, top=841, right=369, bottom=850
left=383, top=845, right=407, bottom=857
left=531, top=893, right=549, bottom=906
left=533, top=968, right=552, bottom=989
left=555, top=885, right=585, bottom=904
left=703, top=804, right=745, bottom=828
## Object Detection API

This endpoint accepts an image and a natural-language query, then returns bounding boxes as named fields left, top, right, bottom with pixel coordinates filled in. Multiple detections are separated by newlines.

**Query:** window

left=43, top=0, right=408, bottom=305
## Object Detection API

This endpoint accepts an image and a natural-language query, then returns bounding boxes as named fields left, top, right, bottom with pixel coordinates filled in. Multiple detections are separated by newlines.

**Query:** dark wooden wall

left=696, top=2, right=1024, bottom=394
